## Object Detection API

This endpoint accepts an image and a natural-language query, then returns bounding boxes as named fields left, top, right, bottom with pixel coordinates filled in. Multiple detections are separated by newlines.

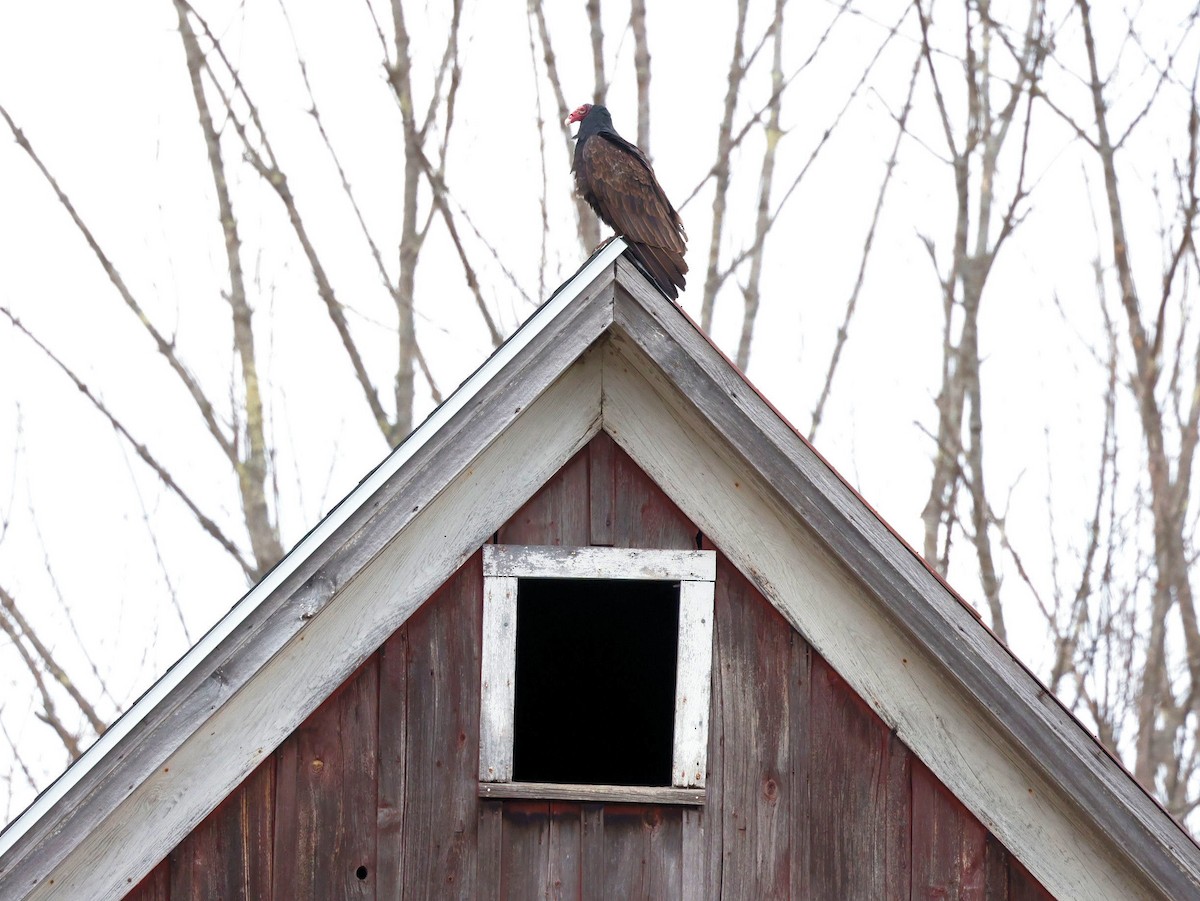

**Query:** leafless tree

left=6, top=0, right=1200, bottom=836
left=0, top=0, right=504, bottom=781
left=912, top=0, right=1048, bottom=643
left=1038, top=0, right=1200, bottom=820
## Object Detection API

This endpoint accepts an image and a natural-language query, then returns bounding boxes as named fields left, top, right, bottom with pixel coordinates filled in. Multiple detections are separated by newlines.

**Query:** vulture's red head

left=566, top=103, right=593, bottom=126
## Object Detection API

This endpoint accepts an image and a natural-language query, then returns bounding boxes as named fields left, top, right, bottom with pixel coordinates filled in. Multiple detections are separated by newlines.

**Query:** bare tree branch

left=175, top=1, right=282, bottom=576
left=810, top=52, right=922, bottom=441
left=1, top=308, right=257, bottom=578
left=1, top=583, right=105, bottom=740
left=630, top=0, right=652, bottom=157
left=0, top=101, right=234, bottom=462
left=529, top=0, right=601, bottom=251
left=586, top=0, right=606, bottom=105
left=184, top=5, right=395, bottom=441
left=699, top=0, right=751, bottom=333
left=735, top=0, right=786, bottom=371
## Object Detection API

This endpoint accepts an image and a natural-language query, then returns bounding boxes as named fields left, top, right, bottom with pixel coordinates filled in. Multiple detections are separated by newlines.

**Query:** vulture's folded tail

left=626, top=241, right=687, bottom=301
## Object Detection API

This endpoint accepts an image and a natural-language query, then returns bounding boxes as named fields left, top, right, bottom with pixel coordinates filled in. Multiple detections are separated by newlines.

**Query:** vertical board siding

left=912, top=759, right=988, bottom=900
left=645, top=807, right=684, bottom=898
left=580, top=803, right=606, bottom=898
left=588, top=431, right=617, bottom=546
left=476, top=799, right=504, bottom=892
left=498, top=446, right=591, bottom=546
left=612, top=446, right=697, bottom=550
left=498, top=800, right=551, bottom=899
left=168, top=758, right=274, bottom=900
left=788, top=638, right=812, bottom=901
left=272, top=657, right=378, bottom=900
left=708, top=548, right=795, bottom=897
left=1009, top=856, right=1057, bottom=901
left=986, top=834, right=1013, bottom=900
left=808, top=653, right=912, bottom=900
left=397, top=555, right=482, bottom=899
left=124, top=435, right=1054, bottom=900
left=124, top=860, right=169, bottom=901
left=375, top=625, right=408, bottom=898
left=547, top=802, right=582, bottom=899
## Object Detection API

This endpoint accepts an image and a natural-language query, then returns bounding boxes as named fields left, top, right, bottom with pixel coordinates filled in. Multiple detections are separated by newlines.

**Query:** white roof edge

left=0, top=238, right=629, bottom=859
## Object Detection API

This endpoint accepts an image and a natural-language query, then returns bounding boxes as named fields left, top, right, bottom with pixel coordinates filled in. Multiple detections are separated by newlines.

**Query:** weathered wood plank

left=375, top=626, right=408, bottom=897
left=601, top=333, right=1164, bottom=899
left=912, top=758, right=987, bottom=900
left=168, top=758, right=274, bottom=900
left=272, top=657, right=378, bottom=900
left=559, top=443, right=591, bottom=550
left=479, top=575, right=517, bottom=783
left=611, top=441, right=697, bottom=550
left=680, top=809, right=707, bottom=901
left=711, top=555, right=793, bottom=898
left=500, top=801, right=551, bottom=899
left=3, top=263, right=616, bottom=901
left=476, top=800, right=503, bottom=895
left=401, top=556, right=481, bottom=899
left=498, top=446, right=592, bottom=547
left=478, top=782, right=704, bottom=806
left=807, top=654, right=907, bottom=899
left=700, top=560, right=725, bottom=900
left=1008, top=855, right=1055, bottom=901
left=645, top=807, right=683, bottom=901
left=599, top=806, right=648, bottom=898
left=482, top=544, right=714, bottom=581
left=588, top=431, right=617, bottom=545
left=885, top=729, right=913, bottom=899
left=579, top=804, right=605, bottom=901
left=985, top=834, right=1011, bottom=901
left=673, top=579, right=715, bottom=788
left=610, top=269, right=1188, bottom=897
left=788, top=634, right=812, bottom=901
left=123, top=860, right=168, bottom=901
left=548, top=802, right=581, bottom=900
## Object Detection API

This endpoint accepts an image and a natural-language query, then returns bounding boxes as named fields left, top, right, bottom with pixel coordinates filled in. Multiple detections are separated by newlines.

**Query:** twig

left=810, top=52, right=922, bottom=441
left=0, top=101, right=234, bottom=462
left=630, top=0, right=652, bottom=157
left=1, top=308, right=256, bottom=578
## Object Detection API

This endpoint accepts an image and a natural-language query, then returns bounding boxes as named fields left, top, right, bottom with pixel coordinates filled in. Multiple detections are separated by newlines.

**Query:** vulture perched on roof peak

left=567, top=103, right=688, bottom=300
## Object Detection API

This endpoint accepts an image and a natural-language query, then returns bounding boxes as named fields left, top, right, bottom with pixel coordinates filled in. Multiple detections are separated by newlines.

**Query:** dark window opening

left=512, top=578, right=679, bottom=786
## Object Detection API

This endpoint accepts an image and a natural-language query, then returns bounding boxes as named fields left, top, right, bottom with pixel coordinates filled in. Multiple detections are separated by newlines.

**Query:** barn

left=1, top=239, right=1198, bottom=899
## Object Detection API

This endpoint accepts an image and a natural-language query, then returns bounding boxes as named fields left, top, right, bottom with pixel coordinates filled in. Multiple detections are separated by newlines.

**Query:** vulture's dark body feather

left=570, top=105, right=687, bottom=299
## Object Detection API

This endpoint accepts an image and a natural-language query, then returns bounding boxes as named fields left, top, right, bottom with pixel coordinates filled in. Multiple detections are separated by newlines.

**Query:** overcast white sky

left=0, top=0, right=1194, bottom=823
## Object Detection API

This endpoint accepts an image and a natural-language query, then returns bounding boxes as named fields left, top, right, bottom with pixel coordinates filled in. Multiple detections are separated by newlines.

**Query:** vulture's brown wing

left=581, top=136, right=686, bottom=255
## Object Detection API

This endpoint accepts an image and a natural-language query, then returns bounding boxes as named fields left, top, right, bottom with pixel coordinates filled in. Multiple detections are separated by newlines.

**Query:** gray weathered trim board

left=478, top=782, right=705, bottom=807
left=482, top=544, right=715, bottom=581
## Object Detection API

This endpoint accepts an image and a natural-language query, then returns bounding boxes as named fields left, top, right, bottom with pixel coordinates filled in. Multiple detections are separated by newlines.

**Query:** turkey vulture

left=567, top=103, right=687, bottom=299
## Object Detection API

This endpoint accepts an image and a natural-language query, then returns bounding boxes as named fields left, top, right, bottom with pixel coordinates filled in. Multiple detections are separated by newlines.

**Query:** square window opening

left=512, top=577, right=679, bottom=787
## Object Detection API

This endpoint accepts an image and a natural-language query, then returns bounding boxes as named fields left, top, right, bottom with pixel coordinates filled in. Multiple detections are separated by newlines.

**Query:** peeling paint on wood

left=483, top=544, right=714, bottom=581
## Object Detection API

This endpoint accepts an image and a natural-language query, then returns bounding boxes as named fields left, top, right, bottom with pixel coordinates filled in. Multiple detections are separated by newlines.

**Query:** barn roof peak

left=2, top=239, right=1199, bottom=899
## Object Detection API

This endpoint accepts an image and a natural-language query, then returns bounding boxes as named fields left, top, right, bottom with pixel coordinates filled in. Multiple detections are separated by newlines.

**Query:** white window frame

left=479, top=544, right=716, bottom=800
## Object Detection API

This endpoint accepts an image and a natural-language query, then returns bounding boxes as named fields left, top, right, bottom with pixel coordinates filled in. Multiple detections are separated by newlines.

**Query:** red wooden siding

left=125, top=433, right=1052, bottom=900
